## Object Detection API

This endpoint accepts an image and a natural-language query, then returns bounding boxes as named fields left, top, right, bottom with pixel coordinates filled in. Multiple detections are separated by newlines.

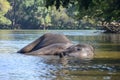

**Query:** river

left=0, top=30, right=120, bottom=80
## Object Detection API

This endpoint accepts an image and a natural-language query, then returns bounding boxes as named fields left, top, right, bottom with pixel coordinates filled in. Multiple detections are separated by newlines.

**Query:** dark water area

left=0, top=30, right=120, bottom=80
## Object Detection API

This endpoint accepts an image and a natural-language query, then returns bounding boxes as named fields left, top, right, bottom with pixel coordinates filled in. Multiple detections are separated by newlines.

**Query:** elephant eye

left=77, top=48, right=81, bottom=51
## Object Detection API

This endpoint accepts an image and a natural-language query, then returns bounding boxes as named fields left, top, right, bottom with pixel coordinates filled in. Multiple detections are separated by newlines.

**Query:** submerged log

left=102, top=22, right=120, bottom=33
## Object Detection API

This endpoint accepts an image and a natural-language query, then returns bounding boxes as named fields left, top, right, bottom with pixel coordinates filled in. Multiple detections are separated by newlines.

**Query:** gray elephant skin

left=17, top=33, right=94, bottom=60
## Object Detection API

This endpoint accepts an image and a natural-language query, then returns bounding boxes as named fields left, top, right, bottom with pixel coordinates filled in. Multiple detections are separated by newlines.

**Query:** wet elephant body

left=17, top=33, right=94, bottom=60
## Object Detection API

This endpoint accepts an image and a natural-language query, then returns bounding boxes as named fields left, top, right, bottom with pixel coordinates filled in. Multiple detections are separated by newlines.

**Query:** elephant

left=17, top=33, right=94, bottom=60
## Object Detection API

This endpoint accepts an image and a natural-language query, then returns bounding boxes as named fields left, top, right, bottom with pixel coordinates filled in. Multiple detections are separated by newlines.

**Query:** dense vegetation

left=46, top=0, right=120, bottom=33
left=0, top=0, right=11, bottom=25
left=0, top=0, right=120, bottom=33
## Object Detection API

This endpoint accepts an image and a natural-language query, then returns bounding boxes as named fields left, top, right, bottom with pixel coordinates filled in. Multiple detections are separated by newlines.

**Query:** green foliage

left=7, top=0, right=49, bottom=29
left=0, top=0, right=118, bottom=32
left=45, top=0, right=120, bottom=22
left=45, top=0, right=120, bottom=32
left=0, top=0, right=11, bottom=25
left=0, top=15, right=11, bottom=25
left=45, top=14, right=51, bottom=25
left=0, top=0, right=119, bottom=31
left=5, top=0, right=78, bottom=29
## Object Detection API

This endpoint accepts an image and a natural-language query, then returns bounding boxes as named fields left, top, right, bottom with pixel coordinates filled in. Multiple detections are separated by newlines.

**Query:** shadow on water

left=0, top=30, right=120, bottom=80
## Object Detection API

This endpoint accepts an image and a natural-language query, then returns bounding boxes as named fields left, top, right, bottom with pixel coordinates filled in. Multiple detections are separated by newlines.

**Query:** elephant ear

left=17, top=36, right=44, bottom=53
left=31, top=33, right=71, bottom=51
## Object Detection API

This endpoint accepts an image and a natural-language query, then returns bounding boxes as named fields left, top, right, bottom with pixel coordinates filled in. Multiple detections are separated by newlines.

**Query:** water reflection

left=0, top=30, right=120, bottom=80
left=68, top=33, right=120, bottom=44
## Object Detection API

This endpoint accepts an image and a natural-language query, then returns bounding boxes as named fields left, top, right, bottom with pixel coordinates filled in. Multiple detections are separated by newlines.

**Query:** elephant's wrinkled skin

left=17, top=33, right=94, bottom=60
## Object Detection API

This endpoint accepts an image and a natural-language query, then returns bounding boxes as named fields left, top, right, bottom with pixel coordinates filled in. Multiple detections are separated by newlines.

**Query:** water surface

left=0, top=30, right=120, bottom=80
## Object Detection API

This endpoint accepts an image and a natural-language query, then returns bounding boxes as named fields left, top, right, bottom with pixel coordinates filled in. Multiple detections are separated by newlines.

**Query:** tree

left=0, top=0, right=11, bottom=25
left=6, top=0, right=77, bottom=29
left=45, top=0, right=120, bottom=33
left=7, top=0, right=39, bottom=29
left=7, top=0, right=52, bottom=29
